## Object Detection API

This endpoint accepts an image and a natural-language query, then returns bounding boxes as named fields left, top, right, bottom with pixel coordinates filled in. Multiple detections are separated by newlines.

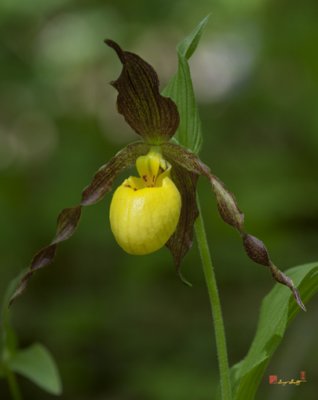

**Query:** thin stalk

left=6, top=368, right=22, bottom=400
left=194, top=195, right=232, bottom=400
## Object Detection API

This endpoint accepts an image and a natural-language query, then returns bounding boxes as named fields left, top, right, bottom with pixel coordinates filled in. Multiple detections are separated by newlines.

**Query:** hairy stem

left=195, top=195, right=232, bottom=400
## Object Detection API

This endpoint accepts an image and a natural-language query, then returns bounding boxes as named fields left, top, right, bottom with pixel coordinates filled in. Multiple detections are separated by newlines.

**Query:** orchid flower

left=10, top=39, right=305, bottom=312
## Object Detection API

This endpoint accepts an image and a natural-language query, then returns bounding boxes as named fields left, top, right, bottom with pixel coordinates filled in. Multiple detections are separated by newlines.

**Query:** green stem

left=195, top=195, right=232, bottom=400
left=6, top=368, right=23, bottom=400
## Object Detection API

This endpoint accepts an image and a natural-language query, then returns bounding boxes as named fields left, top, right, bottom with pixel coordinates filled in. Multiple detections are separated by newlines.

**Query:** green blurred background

left=1, top=0, right=318, bottom=399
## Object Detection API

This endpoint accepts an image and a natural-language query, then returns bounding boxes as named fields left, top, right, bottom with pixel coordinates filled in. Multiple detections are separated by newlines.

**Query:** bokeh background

left=1, top=0, right=318, bottom=399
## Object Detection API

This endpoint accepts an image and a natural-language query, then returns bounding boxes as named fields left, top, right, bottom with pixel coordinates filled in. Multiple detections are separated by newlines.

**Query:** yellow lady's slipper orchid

left=110, top=149, right=181, bottom=255
left=10, top=38, right=305, bottom=312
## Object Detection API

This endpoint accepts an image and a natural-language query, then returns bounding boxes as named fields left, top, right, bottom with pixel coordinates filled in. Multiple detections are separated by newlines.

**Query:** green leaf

left=177, top=14, right=211, bottom=60
left=231, top=262, right=318, bottom=400
left=162, top=15, right=210, bottom=154
left=8, top=343, right=62, bottom=395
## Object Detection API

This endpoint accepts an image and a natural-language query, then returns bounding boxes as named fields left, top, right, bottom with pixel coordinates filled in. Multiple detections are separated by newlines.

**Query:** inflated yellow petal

left=109, top=176, right=181, bottom=255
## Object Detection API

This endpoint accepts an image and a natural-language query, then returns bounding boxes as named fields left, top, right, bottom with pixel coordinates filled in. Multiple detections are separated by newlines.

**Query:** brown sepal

left=105, top=40, right=179, bottom=143
left=164, top=159, right=199, bottom=283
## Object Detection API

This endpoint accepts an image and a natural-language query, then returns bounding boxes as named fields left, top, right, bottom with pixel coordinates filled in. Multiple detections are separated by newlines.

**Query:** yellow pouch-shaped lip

left=110, top=176, right=181, bottom=255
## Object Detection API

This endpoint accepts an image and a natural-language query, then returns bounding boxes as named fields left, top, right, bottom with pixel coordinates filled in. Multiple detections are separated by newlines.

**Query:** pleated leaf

left=162, top=15, right=209, bottom=153
left=231, top=262, right=318, bottom=400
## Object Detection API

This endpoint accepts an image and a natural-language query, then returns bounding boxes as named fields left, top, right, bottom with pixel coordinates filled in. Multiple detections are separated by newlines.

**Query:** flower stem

left=6, top=368, right=23, bottom=400
left=194, top=195, right=232, bottom=400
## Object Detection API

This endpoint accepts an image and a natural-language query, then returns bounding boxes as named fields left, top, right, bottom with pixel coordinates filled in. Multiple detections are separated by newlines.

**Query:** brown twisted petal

left=242, top=234, right=270, bottom=267
left=162, top=141, right=306, bottom=311
left=10, top=142, right=149, bottom=305
left=210, top=176, right=244, bottom=231
left=81, top=142, right=149, bottom=205
left=105, top=40, right=180, bottom=143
